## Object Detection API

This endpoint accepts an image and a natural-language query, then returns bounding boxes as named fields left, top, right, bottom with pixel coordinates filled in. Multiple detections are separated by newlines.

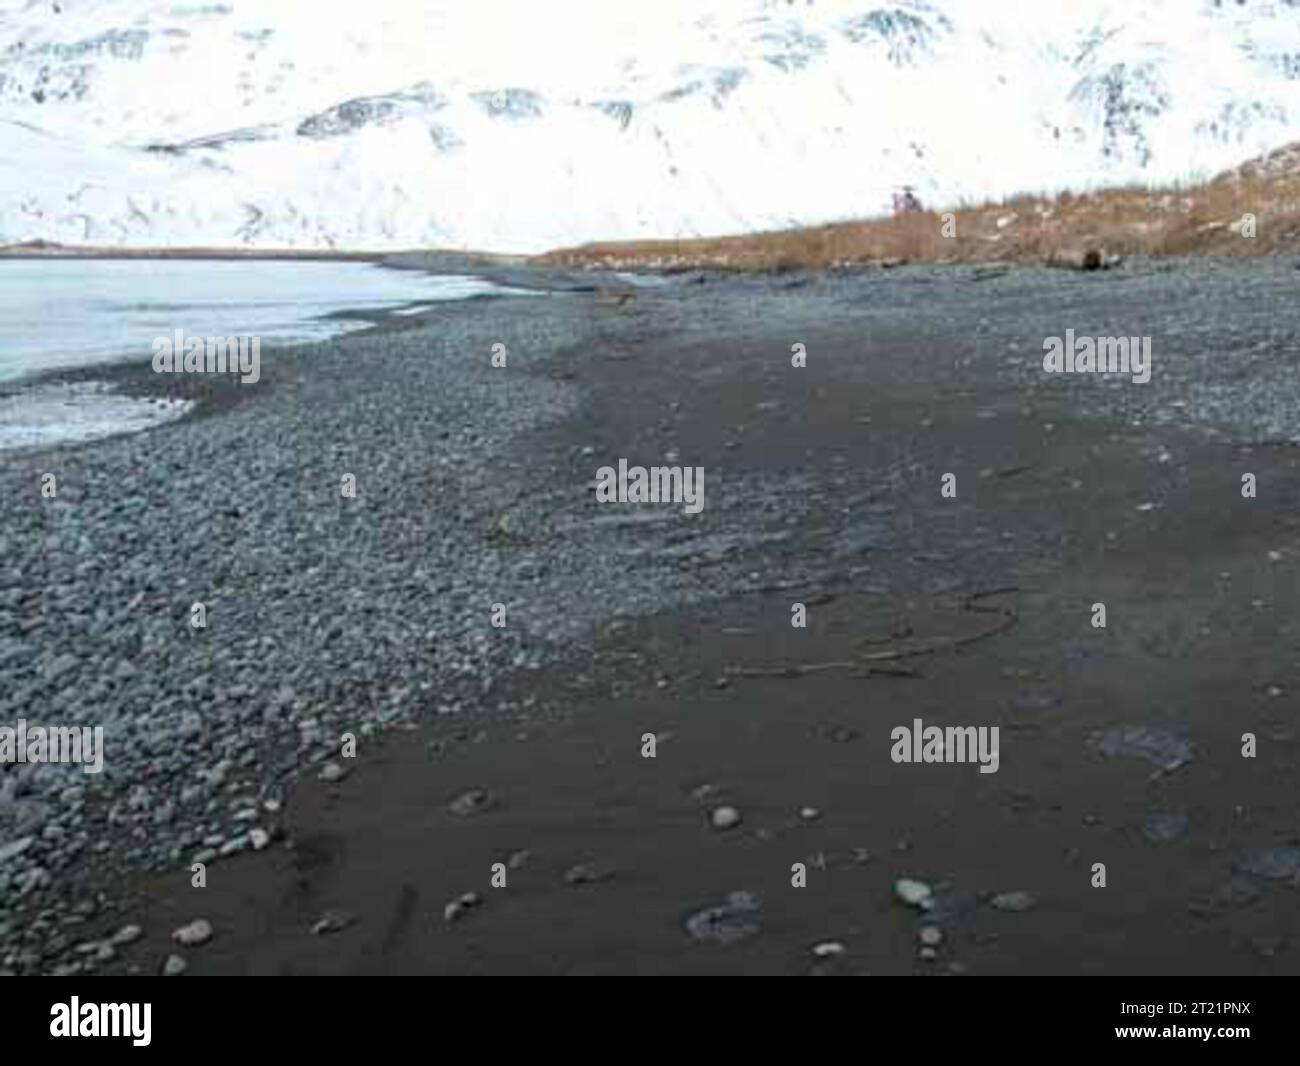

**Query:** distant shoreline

left=0, top=242, right=373, bottom=261
left=0, top=242, right=507, bottom=264
left=0, top=244, right=608, bottom=294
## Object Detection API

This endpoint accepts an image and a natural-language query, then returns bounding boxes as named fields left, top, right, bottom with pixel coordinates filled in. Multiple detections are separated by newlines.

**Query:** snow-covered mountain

left=2, top=0, right=1300, bottom=253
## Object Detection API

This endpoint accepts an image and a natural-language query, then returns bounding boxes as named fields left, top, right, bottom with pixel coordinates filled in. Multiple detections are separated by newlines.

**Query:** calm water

left=0, top=259, right=515, bottom=381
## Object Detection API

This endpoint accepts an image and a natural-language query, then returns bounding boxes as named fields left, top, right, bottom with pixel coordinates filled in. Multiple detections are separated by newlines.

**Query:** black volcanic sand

left=61, top=259, right=1300, bottom=974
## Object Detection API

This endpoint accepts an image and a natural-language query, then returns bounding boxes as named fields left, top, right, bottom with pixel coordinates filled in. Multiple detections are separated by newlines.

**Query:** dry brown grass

left=536, top=141, right=1300, bottom=273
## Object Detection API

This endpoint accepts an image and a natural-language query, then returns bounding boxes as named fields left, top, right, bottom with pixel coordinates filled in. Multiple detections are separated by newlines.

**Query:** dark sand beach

left=3, top=257, right=1300, bottom=975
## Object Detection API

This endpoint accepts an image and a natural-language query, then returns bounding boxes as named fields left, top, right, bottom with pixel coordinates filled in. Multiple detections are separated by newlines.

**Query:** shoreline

left=3, top=256, right=1300, bottom=974
left=0, top=259, right=616, bottom=446
left=0, top=243, right=510, bottom=264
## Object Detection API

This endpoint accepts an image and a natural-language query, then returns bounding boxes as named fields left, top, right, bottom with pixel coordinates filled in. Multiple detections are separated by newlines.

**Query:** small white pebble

left=444, top=892, right=481, bottom=922
left=110, top=924, right=143, bottom=946
left=171, top=919, right=212, bottom=947
left=894, top=878, right=933, bottom=908
left=710, top=806, right=742, bottom=830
